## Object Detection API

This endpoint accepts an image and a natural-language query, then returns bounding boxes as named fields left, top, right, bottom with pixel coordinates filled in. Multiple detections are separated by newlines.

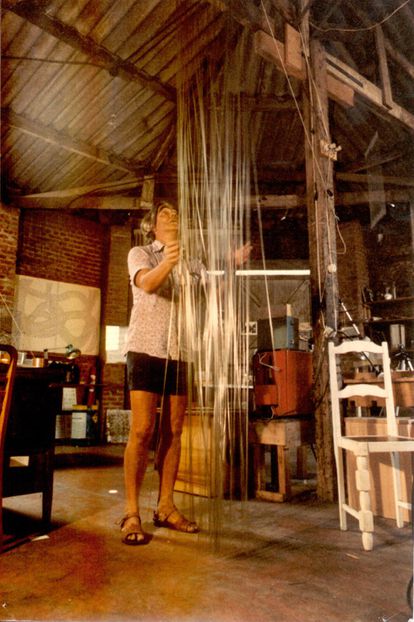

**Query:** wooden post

left=303, top=36, right=339, bottom=501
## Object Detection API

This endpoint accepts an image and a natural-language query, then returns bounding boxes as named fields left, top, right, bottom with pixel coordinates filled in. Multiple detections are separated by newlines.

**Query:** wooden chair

left=1, top=355, right=65, bottom=551
left=328, top=339, right=414, bottom=551
left=0, top=345, right=18, bottom=552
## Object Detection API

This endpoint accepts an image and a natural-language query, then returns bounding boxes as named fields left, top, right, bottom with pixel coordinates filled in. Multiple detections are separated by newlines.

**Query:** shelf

left=366, top=296, right=414, bottom=307
left=365, top=318, right=414, bottom=325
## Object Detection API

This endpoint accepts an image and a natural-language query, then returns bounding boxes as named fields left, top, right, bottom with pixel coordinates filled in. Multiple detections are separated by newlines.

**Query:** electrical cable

left=259, top=0, right=340, bottom=329
left=310, top=0, right=411, bottom=33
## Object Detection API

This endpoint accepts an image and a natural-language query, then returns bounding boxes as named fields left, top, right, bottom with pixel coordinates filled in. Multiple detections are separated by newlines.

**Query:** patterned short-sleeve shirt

left=124, top=240, right=204, bottom=361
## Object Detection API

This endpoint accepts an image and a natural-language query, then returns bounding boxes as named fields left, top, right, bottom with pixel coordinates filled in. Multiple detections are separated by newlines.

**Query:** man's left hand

left=234, top=242, right=253, bottom=267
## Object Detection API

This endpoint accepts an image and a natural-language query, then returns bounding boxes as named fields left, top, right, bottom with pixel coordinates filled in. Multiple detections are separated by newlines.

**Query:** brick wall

left=337, top=220, right=370, bottom=331
left=102, top=225, right=131, bottom=325
left=17, top=210, right=104, bottom=287
left=0, top=202, right=20, bottom=343
left=364, top=214, right=413, bottom=299
left=102, top=363, right=129, bottom=412
left=101, top=226, right=132, bottom=415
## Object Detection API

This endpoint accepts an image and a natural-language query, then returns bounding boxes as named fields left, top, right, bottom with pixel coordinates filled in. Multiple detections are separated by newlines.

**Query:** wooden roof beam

left=385, top=40, right=414, bottom=81
left=2, top=108, right=146, bottom=174
left=10, top=178, right=148, bottom=209
left=325, top=52, right=414, bottom=130
left=13, top=188, right=411, bottom=211
left=374, top=25, right=393, bottom=110
left=3, top=0, right=176, bottom=101
left=251, top=189, right=411, bottom=209
left=212, top=0, right=414, bottom=131
left=209, top=0, right=297, bottom=29
left=336, top=172, right=414, bottom=188
left=253, top=27, right=414, bottom=130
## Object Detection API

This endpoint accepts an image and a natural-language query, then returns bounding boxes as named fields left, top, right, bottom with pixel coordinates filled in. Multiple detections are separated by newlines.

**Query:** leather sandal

left=153, top=507, right=199, bottom=533
left=118, top=512, right=145, bottom=545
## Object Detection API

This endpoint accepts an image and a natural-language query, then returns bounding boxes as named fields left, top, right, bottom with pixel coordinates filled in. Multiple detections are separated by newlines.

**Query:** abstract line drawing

left=13, top=275, right=100, bottom=355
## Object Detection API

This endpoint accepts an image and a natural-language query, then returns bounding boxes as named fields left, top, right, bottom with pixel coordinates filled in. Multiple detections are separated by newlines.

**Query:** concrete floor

left=1, top=444, right=413, bottom=622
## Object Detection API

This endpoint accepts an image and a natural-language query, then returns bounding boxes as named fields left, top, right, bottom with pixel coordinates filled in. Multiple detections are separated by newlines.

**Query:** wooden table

left=248, top=417, right=315, bottom=502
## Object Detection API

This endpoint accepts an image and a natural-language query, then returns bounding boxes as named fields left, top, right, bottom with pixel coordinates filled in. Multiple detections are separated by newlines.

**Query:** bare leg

left=156, top=394, right=187, bottom=512
left=121, top=390, right=158, bottom=543
left=155, top=394, right=199, bottom=533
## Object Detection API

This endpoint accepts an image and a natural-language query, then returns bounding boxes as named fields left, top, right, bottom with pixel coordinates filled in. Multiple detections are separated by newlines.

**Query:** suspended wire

left=259, top=0, right=347, bottom=329
left=310, top=0, right=411, bottom=33
left=176, top=14, right=252, bottom=544
left=259, top=1, right=331, bottom=304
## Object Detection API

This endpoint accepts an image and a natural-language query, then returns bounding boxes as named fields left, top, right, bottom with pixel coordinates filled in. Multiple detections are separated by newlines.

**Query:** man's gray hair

left=140, top=200, right=176, bottom=243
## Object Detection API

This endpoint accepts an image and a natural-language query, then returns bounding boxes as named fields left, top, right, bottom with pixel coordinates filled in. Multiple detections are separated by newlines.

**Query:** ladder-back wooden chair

left=328, top=339, right=414, bottom=551
left=0, top=345, right=18, bottom=553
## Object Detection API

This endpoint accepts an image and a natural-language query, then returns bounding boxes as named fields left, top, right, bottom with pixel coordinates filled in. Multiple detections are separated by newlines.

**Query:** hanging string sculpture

left=174, top=11, right=253, bottom=545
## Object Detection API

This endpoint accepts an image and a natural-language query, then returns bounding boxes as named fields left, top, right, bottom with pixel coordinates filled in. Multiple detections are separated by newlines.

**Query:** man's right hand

left=164, top=241, right=180, bottom=266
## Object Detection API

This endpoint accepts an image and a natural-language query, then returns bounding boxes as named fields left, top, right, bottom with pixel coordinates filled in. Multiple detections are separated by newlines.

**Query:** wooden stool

left=249, top=417, right=315, bottom=502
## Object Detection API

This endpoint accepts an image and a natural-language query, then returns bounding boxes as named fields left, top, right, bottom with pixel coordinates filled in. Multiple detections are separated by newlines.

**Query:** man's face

left=153, top=205, right=178, bottom=240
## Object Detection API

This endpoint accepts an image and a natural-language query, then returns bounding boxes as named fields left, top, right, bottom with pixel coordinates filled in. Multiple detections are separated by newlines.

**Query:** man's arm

left=136, top=241, right=180, bottom=293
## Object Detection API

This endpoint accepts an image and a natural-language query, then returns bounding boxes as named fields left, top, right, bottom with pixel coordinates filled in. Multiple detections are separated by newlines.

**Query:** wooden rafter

left=336, top=172, right=414, bottom=188
left=209, top=0, right=297, bottom=28
left=2, top=108, right=145, bottom=174
left=3, top=0, right=176, bottom=101
left=374, top=26, right=393, bottom=110
left=253, top=26, right=414, bottom=129
left=326, top=52, right=414, bottom=130
left=385, top=40, right=414, bottom=81
left=211, top=0, right=414, bottom=131
left=13, top=188, right=411, bottom=211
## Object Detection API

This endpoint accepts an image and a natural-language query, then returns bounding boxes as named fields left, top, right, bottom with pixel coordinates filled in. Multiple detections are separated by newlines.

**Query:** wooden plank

left=326, top=74, right=354, bottom=108
left=256, top=489, right=286, bottom=502
left=255, top=27, right=414, bottom=130
left=254, top=30, right=286, bottom=75
left=248, top=419, right=314, bottom=447
left=344, top=150, right=406, bottom=174
left=385, top=39, right=414, bottom=81
left=326, top=53, right=383, bottom=105
left=337, top=189, right=410, bottom=206
left=212, top=0, right=414, bottom=130
left=14, top=188, right=411, bottom=211
left=251, top=194, right=304, bottom=209
left=336, top=172, right=414, bottom=188
left=304, top=34, right=338, bottom=502
left=2, top=108, right=144, bottom=174
left=211, top=0, right=296, bottom=28
left=326, top=52, right=414, bottom=130
left=284, top=23, right=305, bottom=80
left=375, top=25, right=393, bottom=109
left=255, top=30, right=355, bottom=106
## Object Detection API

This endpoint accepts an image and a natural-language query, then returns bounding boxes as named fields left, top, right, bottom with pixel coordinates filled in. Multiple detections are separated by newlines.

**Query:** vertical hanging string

left=176, top=7, right=251, bottom=545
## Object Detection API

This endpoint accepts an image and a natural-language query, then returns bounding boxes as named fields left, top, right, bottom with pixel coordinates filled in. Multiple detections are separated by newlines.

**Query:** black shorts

left=126, top=352, right=188, bottom=395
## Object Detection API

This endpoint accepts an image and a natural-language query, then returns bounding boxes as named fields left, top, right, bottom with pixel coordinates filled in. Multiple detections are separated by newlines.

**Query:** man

left=120, top=200, right=251, bottom=545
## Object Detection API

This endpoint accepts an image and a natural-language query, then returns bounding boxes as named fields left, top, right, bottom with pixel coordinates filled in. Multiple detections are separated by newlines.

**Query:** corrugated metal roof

left=1, top=0, right=413, bottom=216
